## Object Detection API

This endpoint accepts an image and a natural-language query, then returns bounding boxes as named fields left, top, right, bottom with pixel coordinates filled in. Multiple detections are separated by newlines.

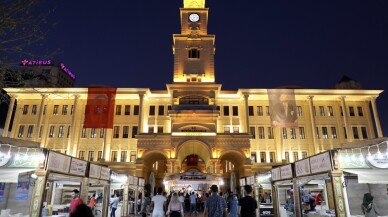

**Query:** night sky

left=30, top=0, right=388, bottom=135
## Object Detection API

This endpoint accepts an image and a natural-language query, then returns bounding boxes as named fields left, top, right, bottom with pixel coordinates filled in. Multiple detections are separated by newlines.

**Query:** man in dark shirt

left=203, top=185, right=227, bottom=217
left=238, top=185, right=258, bottom=217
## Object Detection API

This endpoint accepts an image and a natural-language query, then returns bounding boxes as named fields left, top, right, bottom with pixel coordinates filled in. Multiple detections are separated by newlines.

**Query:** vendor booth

left=271, top=164, right=295, bottom=217
left=88, top=163, right=111, bottom=217
left=0, top=144, right=46, bottom=217
left=257, top=172, right=274, bottom=217
left=337, top=139, right=388, bottom=216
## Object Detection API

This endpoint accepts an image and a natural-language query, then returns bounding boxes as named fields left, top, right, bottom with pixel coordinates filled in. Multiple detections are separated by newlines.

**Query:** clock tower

left=173, top=0, right=215, bottom=83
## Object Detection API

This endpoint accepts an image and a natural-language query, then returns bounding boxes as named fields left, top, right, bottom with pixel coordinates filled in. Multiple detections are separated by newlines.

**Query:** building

left=2, top=0, right=384, bottom=190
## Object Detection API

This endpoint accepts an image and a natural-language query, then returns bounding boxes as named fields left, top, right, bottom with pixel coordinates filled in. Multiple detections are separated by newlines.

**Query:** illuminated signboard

left=60, top=63, right=76, bottom=80
left=21, top=59, right=53, bottom=66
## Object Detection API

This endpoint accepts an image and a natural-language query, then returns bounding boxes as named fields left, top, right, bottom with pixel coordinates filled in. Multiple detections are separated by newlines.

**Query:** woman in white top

left=167, top=193, right=184, bottom=217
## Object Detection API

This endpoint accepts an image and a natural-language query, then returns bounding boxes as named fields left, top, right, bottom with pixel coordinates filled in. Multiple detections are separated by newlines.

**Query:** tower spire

left=184, top=0, right=205, bottom=8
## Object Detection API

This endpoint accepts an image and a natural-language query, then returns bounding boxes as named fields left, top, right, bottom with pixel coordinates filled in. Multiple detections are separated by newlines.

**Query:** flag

left=83, top=88, right=117, bottom=128
left=268, top=89, right=298, bottom=128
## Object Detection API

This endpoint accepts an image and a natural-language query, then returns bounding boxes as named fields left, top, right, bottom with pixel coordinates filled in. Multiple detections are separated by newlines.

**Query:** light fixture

left=31, top=173, right=38, bottom=179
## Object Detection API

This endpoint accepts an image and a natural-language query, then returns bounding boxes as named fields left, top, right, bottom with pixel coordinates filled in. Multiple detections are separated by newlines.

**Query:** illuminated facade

left=2, top=0, right=384, bottom=188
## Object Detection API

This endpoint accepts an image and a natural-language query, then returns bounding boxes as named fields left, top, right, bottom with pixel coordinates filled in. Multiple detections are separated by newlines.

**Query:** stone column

left=370, top=96, right=383, bottom=137
left=2, top=95, right=16, bottom=137
left=80, top=177, right=89, bottom=203
left=138, top=93, right=145, bottom=133
left=67, top=95, right=80, bottom=155
left=122, top=184, right=129, bottom=217
left=308, top=96, right=320, bottom=154
left=243, top=94, right=250, bottom=133
left=29, top=169, right=47, bottom=217
left=35, top=94, right=47, bottom=141
left=329, top=171, right=348, bottom=216
left=340, top=96, right=351, bottom=141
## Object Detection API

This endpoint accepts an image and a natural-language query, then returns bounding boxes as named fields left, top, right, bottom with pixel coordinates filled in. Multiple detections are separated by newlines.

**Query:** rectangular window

left=223, top=106, right=229, bottom=116
left=113, top=126, right=120, bottom=138
left=167, top=105, right=172, bottom=112
left=134, top=105, right=140, bottom=115
left=248, top=106, right=254, bottom=116
left=269, top=152, right=275, bottom=163
left=58, top=125, right=65, bottom=138
left=158, top=126, right=163, bottom=133
left=285, top=152, right=290, bottom=163
left=81, top=128, right=87, bottom=138
left=132, top=126, right=138, bottom=138
left=79, top=151, right=85, bottom=160
left=316, top=127, right=320, bottom=139
left=299, top=127, right=305, bottom=139
left=266, top=106, right=271, bottom=116
left=62, top=105, right=68, bottom=115
left=361, top=127, right=368, bottom=139
left=224, top=126, right=230, bottom=133
left=90, top=128, right=97, bottom=138
left=282, top=128, right=287, bottom=139
left=100, top=128, right=105, bottom=138
left=121, top=151, right=127, bottom=162
left=328, top=106, right=334, bottom=116
left=322, top=127, right=328, bottom=139
left=290, top=128, right=296, bottom=139
left=257, top=106, right=263, bottom=116
left=111, top=151, right=118, bottom=162
left=250, top=127, right=256, bottom=139
left=49, top=126, right=55, bottom=138
left=158, top=105, right=165, bottom=116
left=357, top=106, right=364, bottom=116
left=331, top=127, right=337, bottom=139
left=232, top=106, right=238, bottom=116
left=39, top=126, right=43, bottom=138
left=115, top=105, right=122, bottom=115
left=302, top=152, right=308, bottom=159
left=319, top=106, right=325, bottom=116
left=88, top=151, right=94, bottom=161
left=344, top=127, right=347, bottom=139
left=148, top=126, right=154, bottom=133
left=260, top=152, right=266, bottom=163
left=258, top=127, right=265, bottom=139
left=296, top=106, right=302, bottom=117
left=349, top=106, right=355, bottom=116
left=188, top=49, right=200, bottom=58
left=268, top=127, right=274, bottom=139
left=233, top=126, right=239, bottom=133
left=293, top=152, right=299, bottom=161
left=18, top=125, right=25, bottom=138
left=70, top=105, right=74, bottom=115
left=97, top=151, right=103, bottom=161
left=67, top=126, right=71, bottom=138
left=43, top=105, right=47, bottom=115
left=352, top=127, right=359, bottom=139
left=124, top=105, right=130, bottom=115
left=340, top=106, right=344, bottom=116
left=23, top=105, right=29, bottom=115
left=53, top=105, right=59, bottom=115
left=32, top=105, right=37, bottom=115
left=27, top=125, right=34, bottom=138
left=149, top=105, right=155, bottom=116
left=122, top=126, right=129, bottom=138
left=251, top=152, right=257, bottom=162
left=130, top=151, right=137, bottom=162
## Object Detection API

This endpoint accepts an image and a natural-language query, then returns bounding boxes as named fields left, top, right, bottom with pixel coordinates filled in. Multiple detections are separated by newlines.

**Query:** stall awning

left=343, top=169, right=388, bottom=184
left=0, top=168, right=35, bottom=183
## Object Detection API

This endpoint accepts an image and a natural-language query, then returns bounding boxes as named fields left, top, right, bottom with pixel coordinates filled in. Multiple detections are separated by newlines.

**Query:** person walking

left=110, top=193, right=119, bottom=217
left=189, top=192, right=197, bottom=216
left=167, top=192, right=184, bottom=217
left=361, top=193, right=380, bottom=217
left=203, top=185, right=227, bottom=217
left=69, top=189, right=84, bottom=214
left=140, top=193, right=151, bottom=217
left=150, top=187, right=167, bottom=217
left=238, top=185, right=258, bottom=217
left=229, top=193, right=238, bottom=217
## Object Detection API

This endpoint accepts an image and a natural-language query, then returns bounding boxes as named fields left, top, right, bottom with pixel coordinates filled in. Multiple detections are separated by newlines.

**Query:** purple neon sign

left=21, top=59, right=53, bottom=66
left=60, top=63, right=76, bottom=80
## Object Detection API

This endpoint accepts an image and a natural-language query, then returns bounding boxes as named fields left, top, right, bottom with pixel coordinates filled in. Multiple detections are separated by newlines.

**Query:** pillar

left=2, top=95, right=16, bottom=137
left=29, top=169, right=47, bottom=217
left=138, top=93, right=145, bottom=133
left=370, top=96, right=383, bottom=137
left=340, top=96, right=351, bottom=141
left=80, top=177, right=89, bottom=203
left=35, top=94, right=47, bottom=141
left=68, top=94, right=80, bottom=156
left=308, top=96, right=320, bottom=154
left=243, top=94, right=250, bottom=133
left=329, top=171, right=348, bottom=216
left=122, top=184, right=129, bottom=217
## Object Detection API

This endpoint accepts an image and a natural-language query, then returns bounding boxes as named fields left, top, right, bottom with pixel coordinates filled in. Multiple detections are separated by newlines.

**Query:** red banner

left=83, top=88, right=117, bottom=128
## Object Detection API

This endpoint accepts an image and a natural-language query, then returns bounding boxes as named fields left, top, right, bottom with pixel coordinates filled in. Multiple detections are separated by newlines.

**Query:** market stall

left=257, top=173, right=274, bottom=217
left=0, top=144, right=46, bottom=217
left=271, top=164, right=295, bottom=217
left=88, top=163, right=110, bottom=217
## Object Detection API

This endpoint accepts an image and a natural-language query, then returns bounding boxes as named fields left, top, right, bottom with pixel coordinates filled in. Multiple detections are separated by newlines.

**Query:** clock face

left=189, top=14, right=200, bottom=22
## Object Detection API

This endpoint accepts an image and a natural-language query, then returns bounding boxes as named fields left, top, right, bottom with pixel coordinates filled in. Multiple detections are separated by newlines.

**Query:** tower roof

left=184, top=0, right=205, bottom=8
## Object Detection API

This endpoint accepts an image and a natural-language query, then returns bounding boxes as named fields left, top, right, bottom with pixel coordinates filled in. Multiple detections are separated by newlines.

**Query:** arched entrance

left=141, top=151, right=168, bottom=190
left=176, top=140, right=211, bottom=173
left=219, top=150, right=247, bottom=193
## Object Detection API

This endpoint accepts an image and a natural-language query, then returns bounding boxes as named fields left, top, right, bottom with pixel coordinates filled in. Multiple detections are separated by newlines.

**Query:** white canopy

left=0, top=168, right=35, bottom=183
left=343, top=169, right=388, bottom=184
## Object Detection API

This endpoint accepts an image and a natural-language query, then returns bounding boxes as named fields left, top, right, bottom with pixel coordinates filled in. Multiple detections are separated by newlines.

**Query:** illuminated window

left=188, top=49, right=200, bottom=58
left=299, top=127, right=305, bottom=139
left=293, top=152, right=299, bottom=161
left=267, top=127, right=274, bottom=139
left=100, top=128, right=105, bottom=138
left=258, top=127, right=265, bottom=139
left=79, top=151, right=85, bottom=160
left=125, top=105, right=130, bottom=115
left=18, top=125, right=25, bottom=138
left=322, top=127, right=328, bottom=139
left=49, top=126, right=55, bottom=138
left=88, top=151, right=94, bottom=161
left=62, top=105, right=68, bottom=115
left=266, top=106, right=271, bottom=116
left=113, top=126, right=120, bottom=138
left=328, top=106, right=334, bottom=116
left=269, top=152, right=275, bottom=163
left=111, top=151, right=118, bottom=162
left=27, top=125, right=34, bottom=138
left=251, top=152, right=257, bottom=162
left=115, top=105, right=122, bottom=115
left=130, top=151, right=137, bottom=162
left=357, top=106, right=363, bottom=116
left=23, top=105, right=29, bottom=115
left=81, top=128, right=87, bottom=138
left=121, top=151, right=127, bottom=162
left=331, top=127, right=337, bottom=139
left=224, top=126, right=230, bottom=133
left=296, top=106, right=302, bottom=116
left=260, top=152, right=266, bottom=163
left=257, top=106, right=263, bottom=116
left=97, top=151, right=103, bottom=161
left=90, top=128, right=97, bottom=138
left=32, top=105, right=37, bottom=115
left=319, top=106, right=325, bottom=116
left=53, top=105, right=59, bottom=115
left=58, top=125, right=65, bottom=138
left=282, top=128, right=287, bottom=139
left=290, top=128, right=296, bottom=139
left=248, top=106, right=254, bottom=116
left=302, top=151, right=308, bottom=159
left=123, top=126, right=129, bottom=138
